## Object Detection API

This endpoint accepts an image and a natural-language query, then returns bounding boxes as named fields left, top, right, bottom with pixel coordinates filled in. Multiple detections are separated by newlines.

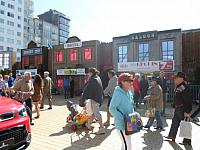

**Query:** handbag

left=145, top=108, right=156, bottom=117
left=124, top=112, right=143, bottom=135
left=179, top=117, right=192, bottom=139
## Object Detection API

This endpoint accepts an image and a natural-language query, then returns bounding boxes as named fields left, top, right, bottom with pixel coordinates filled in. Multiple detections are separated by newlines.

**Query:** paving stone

left=27, top=95, right=200, bottom=150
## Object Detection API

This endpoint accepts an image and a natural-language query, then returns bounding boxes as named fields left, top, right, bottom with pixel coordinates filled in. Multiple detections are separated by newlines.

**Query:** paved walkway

left=27, top=95, right=200, bottom=150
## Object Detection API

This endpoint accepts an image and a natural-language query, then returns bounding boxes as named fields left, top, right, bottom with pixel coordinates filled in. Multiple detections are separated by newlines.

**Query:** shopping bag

left=124, top=112, right=143, bottom=135
left=145, top=108, right=155, bottom=117
left=179, top=118, right=192, bottom=139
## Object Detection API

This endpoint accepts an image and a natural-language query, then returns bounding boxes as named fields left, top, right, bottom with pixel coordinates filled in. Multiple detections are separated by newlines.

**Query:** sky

left=34, top=0, right=200, bottom=42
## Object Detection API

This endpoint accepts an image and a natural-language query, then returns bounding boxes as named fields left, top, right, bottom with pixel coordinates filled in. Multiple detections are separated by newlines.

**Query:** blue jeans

left=146, top=110, right=163, bottom=128
left=64, top=86, right=70, bottom=99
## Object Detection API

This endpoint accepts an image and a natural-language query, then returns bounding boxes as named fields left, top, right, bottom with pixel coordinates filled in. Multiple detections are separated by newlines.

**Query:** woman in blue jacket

left=109, top=73, right=134, bottom=150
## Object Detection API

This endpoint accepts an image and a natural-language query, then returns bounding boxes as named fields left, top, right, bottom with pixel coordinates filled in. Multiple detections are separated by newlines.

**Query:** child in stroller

left=66, top=100, right=89, bottom=130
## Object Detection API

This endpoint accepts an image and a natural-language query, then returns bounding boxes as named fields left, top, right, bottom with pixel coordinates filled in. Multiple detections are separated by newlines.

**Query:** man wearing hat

left=165, top=72, right=192, bottom=145
left=144, top=77, right=164, bottom=130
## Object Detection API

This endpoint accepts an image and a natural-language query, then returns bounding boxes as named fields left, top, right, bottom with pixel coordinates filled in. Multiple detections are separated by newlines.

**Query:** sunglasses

left=124, top=79, right=133, bottom=83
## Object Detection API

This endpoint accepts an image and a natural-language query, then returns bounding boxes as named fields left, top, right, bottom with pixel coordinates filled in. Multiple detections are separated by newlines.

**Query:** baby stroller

left=66, top=100, right=89, bottom=131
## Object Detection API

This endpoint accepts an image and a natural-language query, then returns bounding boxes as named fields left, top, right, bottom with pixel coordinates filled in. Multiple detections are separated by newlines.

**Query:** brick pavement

left=27, top=95, right=200, bottom=150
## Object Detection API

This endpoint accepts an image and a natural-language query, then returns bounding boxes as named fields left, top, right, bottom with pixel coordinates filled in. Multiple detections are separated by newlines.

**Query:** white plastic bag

left=179, top=118, right=192, bottom=139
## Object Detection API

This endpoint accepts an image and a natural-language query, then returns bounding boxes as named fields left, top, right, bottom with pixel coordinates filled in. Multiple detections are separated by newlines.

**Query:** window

left=0, top=54, right=2, bottom=66
left=17, top=16, right=21, bottom=20
left=18, top=7, right=22, bottom=12
left=4, top=53, right=9, bottom=68
left=8, top=3, right=14, bottom=9
left=138, top=43, right=149, bottom=61
left=0, top=36, right=4, bottom=42
left=17, top=48, right=21, bottom=53
left=17, top=24, right=21, bottom=28
left=0, top=18, right=4, bottom=24
left=59, top=37, right=67, bottom=43
left=7, top=38, right=14, bottom=44
left=7, top=12, right=14, bottom=18
left=7, top=20, right=14, bottom=26
left=0, top=46, right=3, bottom=51
left=17, top=32, right=21, bottom=36
left=7, top=47, right=13, bottom=51
left=56, top=78, right=63, bottom=88
left=23, top=57, right=29, bottom=66
left=84, top=48, right=92, bottom=61
left=59, top=30, right=68, bottom=37
left=70, top=49, right=77, bottom=61
left=118, top=45, right=128, bottom=62
left=18, top=0, right=22, bottom=4
left=0, top=10, right=4, bottom=14
left=35, top=55, right=41, bottom=65
left=56, top=50, right=63, bottom=63
left=17, top=40, right=21, bottom=45
left=1, top=1, right=5, bottom=6
left=24, top=18, right=27, bottom=22
left=161, top=40, right=174, bottom=60
left=0, top=27, right=4, bottom=33
left=7, top=29, right=14, bottom=35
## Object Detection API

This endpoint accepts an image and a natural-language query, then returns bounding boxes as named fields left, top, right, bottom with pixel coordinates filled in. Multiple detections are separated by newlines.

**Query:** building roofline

left=182, top=28, right=200, bottom=33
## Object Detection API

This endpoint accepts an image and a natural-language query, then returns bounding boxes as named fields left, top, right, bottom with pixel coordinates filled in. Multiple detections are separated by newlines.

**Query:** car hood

left=0, top=97, right=22, bottom=114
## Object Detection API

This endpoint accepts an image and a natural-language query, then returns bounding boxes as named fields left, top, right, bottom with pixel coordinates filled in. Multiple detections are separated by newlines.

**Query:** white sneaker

left=96, top=127, right=105, bottom=135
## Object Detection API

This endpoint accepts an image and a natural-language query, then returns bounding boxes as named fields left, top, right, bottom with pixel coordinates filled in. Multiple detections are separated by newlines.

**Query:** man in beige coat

left=14, top=72, right=34, bottom=125
left=40, top=71, right=52, bottom=109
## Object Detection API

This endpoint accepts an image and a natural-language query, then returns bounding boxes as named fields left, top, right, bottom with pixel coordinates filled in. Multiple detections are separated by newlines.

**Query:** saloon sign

left=131, top=31, right=158, bottom=41
left=118, top=60, right=174, bottom=72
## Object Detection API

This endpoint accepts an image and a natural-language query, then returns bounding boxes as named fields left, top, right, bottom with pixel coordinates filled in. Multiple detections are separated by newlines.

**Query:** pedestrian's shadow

left=62, top=126, right=115, bottom=150
left=166, top=140, right=193, bottom=150
left=192, top=122, right=200, bottom=126
left=142, top=130, right=163, bottom=150
left=49, top=125, right=74, bottom=137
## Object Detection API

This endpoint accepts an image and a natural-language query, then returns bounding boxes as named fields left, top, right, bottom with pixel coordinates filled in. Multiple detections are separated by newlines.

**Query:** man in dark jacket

left=165, top=72, right=192, bottom=145
left=158, top=71, right=168, bottom=116
left=83, top=68, right=105, bottom=134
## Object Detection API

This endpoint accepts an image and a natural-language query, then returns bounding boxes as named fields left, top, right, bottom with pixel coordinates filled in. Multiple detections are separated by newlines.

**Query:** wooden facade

left=182, top=29, right=200, bottom=82
left=21, top=41, right=49, bottom=77
left=51, top=37, right=113, bottom=93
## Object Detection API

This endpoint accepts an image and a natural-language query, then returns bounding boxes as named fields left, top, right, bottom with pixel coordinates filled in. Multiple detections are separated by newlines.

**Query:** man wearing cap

left=13, top=73, right=22, bottom=86
left=40, top=71, right=52, bottom=109
left=165, top=72, right=192, bottom=145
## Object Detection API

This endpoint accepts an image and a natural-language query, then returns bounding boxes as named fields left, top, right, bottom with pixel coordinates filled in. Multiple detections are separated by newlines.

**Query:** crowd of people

left=0, top=68, right=198, bottom=149
left=0, top=71, right=53, bottom=126
left=79, top=68, right=196, bottom=149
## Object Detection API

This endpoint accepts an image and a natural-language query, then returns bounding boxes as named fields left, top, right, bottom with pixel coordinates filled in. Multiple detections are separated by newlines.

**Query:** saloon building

left=112, top=29, right=182, bottom=75
left=50, top=36, right=112, bottom=93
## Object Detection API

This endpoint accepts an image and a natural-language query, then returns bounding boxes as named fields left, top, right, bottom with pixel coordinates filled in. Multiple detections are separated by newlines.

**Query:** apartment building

left=0, top=0, right=34, bottom=69
left=38, top=9, right=70, bottom=44
left=33, top=18, right=59, bottom=47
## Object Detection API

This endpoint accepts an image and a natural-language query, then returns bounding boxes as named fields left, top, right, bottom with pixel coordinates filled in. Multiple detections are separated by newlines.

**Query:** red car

left=0, top=96, right=31, bottom=150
